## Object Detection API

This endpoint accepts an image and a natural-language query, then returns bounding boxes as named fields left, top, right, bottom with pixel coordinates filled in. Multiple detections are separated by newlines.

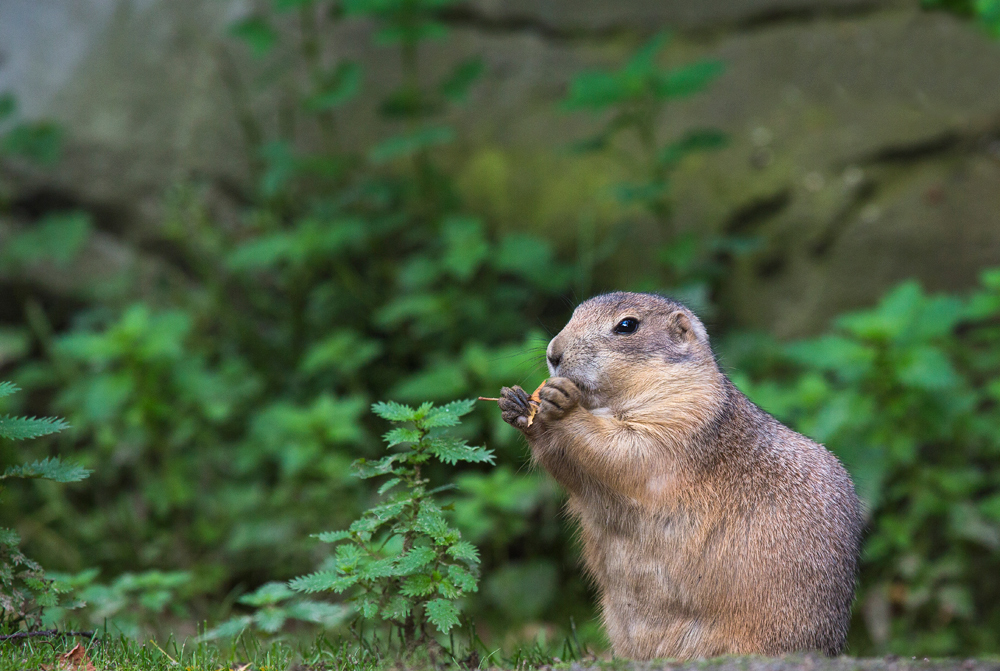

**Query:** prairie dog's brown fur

left=499, top=292, right=863, bottom=660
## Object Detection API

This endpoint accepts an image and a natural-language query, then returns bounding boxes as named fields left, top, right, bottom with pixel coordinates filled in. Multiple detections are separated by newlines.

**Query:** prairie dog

left=499, top=292, right=862, bottom=660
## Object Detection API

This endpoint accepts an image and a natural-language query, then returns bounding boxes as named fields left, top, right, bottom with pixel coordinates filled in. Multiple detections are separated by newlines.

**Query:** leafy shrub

left=290, top=399, right=490, bottom=641
left=728, top=271, right=1000, bottom=655
left=0, top=381, right=87, bottom=628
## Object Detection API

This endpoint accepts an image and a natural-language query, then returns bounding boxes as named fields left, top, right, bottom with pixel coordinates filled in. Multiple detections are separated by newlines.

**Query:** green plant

left=728, top=271, right=1000, bottom=655
left=0, top=381, right=87, bottom=627
left=563, top=32, right=747, bottom=308
left=201, top=581, right=350, bottom=641
left=290, top=399, right=491, bottom=643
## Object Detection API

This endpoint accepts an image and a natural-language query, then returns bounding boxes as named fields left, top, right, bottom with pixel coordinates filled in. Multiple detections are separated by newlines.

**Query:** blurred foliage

left=564, top=32, right=743, bottom=312
left=0, top=382, right=86, bottom=629
left=726, top=271, right=1000, bottom=655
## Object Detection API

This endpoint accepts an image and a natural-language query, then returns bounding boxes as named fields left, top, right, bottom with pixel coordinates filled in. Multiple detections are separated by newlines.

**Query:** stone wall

left=2, top=0, right=1000, bottom=335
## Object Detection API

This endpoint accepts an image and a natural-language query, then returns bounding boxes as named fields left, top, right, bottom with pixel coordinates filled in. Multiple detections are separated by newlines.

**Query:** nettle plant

left=291, top=399, right=492, bottom=642
left=564, top=32, right=754, bottom=308
left=0, top=381, right=88, bottom=627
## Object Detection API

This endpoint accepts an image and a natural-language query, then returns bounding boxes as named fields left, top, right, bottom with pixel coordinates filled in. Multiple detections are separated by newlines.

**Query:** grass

left=0, top=633, right=382, bottom=671
left=5, top=632, right=1000, bottom=671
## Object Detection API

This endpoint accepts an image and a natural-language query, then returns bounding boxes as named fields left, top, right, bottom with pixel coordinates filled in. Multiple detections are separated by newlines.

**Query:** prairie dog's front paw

left=499, top=385, right=535, bottom=433
left=536, top=377, right=581, bottom=422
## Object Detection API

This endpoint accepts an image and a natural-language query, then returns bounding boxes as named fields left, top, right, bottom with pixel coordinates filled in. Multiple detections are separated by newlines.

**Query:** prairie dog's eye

left=613, top=318, right=639, bottom=335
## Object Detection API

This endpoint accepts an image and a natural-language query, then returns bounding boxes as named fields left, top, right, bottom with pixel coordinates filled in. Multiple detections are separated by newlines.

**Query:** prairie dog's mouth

left=560, top=374, right=602, bottom=411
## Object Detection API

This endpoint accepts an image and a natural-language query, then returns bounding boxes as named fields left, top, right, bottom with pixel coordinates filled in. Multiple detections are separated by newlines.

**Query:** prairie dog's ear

left=667, top=310, right=699, bottom=344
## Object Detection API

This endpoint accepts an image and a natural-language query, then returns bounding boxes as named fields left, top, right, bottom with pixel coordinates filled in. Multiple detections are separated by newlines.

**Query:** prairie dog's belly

left=573, top=498, right=742, bottom=657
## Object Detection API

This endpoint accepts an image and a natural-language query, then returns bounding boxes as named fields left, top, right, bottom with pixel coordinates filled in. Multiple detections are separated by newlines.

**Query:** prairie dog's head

left=546, top=292, right=719, bottom=410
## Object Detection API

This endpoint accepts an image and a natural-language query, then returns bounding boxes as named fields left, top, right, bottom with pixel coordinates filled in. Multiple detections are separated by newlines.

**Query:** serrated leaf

left=352, top=454, right=401, bottom=479
left=0, top=415, right=70, bottom=441
left=254, top=606, right=288, bottom=633
left=360, top=556, right=401, bottom=580
left=314, top=530, right=352, bottom=543
left=239, top=581, right=294, bottom=606
left=358, top=596, right=379, bottom=618
left=420, top=399, right=476, bottom=428
left=371, top=401, right=416, bottom=421
left=381, top=595, right=411, bottom=621
left=446, top=541, right=479, bottom=565
left=384, top=427, right=421, bottom=447
left=397, top=546, right=436, bottom=574
left=447, top=564, right=477, bottom=592
left=0, top=382, right=19, bottom=399
left=378, top=478, right=402, bottom=495
left=400, top=573, right=436, bottom=597
left=1, top=457, right=90, bottom=483
left=289, top=571, right=358, bottom=594
left=425, top=598, right=460, bottom=633
left=427, top=436, right=495, bottom=465
left=415, top=503, right=457, bottom=544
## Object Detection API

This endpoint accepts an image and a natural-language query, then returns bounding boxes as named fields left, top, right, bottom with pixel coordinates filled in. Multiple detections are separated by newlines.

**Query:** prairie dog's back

left=499, top=292, right=863, bottom=659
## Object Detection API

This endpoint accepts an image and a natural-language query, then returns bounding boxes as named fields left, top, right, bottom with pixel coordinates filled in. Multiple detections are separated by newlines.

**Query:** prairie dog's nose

left=547, top=340, right=563, bottom=371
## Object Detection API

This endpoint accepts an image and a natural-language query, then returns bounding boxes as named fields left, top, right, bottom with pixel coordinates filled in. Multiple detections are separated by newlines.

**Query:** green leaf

left=377, top=478, right=403, bottom=495
left=371, top=401, right=416, bottom=421
left=352, top=454, right=402, bottom=479
left=368, top=126, right=455, bottom=164
left=229, top=16, right=278, bottom=57
left=400, top=574, right=436, bottom=597
left=440, top=57, right=484, bottom=102
left=2, top=457, right=89, bottom=483
left=289, top=571, right=358, bottom=594
left=446, top=541, right=480, bottom=565
left=396, top=546, right=436, bottom=574
left=658, top=129, right=727, bottom=166
left=447, top=564, right=477, bottom=592
left=381, top=595, right=411, bottom=621
left=564, top=71, right=629, bottom=110
left=314, top=530, right=352, bottom=543
left=0, top=382, right=19, bottom=399
left=358, top=597, right=379, bottom=619
left=238, top=581, right=294, bottom=606
left=1, top=212, right=93, bottom=270
left=420, top=399, right=476, bottom=428
left=300, top=331, right=382, bottom=377
left=2, top=122, right=62, bottom=164
left=624, top=32, right=671, bottom=77
left=425, top=598, right=460, bottom=633
left=897, top=346, right=960, bottom=391
left=0, top=93, right=15, bottom=120
left=653, top=60, right=724, bottom=99
left=442, top=216, right=490, bottom=281
left=426, top=436, right=495, bottom=465
left=415, top=503, right=457, bottom=544
left=254, top=606, right=288, bottom=633
left=306, top=62, right=362, bottom=110
left=383, top=427, right=421, bottom=447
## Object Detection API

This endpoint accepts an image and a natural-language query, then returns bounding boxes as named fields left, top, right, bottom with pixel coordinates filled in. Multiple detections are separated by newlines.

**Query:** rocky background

left=2, top=0, right=1000, bottom=334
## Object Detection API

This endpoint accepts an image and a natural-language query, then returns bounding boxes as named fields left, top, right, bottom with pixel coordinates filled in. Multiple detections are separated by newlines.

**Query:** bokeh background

left=2, top=0, right=1000, bottom=658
